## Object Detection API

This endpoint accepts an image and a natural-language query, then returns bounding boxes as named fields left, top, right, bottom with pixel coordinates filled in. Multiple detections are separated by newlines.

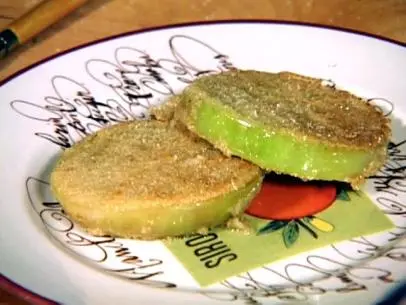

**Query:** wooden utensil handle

left=9, top=0, right=89, bottom=44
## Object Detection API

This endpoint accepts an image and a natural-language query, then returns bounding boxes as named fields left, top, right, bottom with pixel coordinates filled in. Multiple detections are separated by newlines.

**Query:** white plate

left=1, top=21, right=405, bottom=305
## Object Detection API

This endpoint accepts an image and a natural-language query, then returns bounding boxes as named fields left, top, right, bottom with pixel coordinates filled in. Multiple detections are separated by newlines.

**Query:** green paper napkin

left=164, top=185, right=394, bottom=287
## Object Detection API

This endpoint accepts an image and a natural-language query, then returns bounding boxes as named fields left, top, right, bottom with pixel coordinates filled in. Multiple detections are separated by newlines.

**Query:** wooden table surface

left=0, top=0, right=405, bottom=303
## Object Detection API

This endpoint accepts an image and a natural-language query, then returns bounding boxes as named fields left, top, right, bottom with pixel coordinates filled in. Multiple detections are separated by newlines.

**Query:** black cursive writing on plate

left=368, top=139, right=406, bottom=217
left=26, top=177, right=176, bottom=289
left=11, top=35, right=235, bottom=149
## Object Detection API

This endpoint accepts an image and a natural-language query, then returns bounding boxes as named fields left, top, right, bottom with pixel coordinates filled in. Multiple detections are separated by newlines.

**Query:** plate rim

left=0, top=276, right=56, bottom=305
left=1, top=18, right=405, bottom=304
left=1, top=18, right=405, bottom=89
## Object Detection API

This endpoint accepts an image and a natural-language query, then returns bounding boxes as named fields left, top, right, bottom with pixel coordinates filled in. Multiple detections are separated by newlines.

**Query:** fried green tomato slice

left=173, top=70, right=391, bottom=188
left=50, top=120, right=262, bottom=240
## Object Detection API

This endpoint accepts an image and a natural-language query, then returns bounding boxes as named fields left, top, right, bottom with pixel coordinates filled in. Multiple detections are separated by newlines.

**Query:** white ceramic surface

left=0, top=21, right=405, bottom=305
